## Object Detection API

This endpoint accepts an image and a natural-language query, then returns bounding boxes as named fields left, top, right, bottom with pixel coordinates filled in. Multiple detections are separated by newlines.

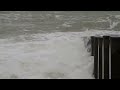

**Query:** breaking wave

left=0, top=30, right=120, bottom=79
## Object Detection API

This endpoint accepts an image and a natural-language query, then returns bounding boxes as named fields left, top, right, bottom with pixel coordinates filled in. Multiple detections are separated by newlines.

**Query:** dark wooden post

left=98, top=37, right=103, bottom=79
left=91, top=36, right=94, bottom=56
left=110, top=37, right=120, bottom=79
left=103, top=36, right=110, bottom=79
left=94, top=37, right=99, bottom=79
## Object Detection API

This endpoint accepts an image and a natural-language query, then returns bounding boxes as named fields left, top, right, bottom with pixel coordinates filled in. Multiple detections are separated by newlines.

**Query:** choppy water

left=0, top=11, right=120, bottom=39
left=0, top=11, right=120, bottom=79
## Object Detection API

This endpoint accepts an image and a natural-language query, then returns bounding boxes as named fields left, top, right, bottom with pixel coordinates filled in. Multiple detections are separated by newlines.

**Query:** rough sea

left=0, top=11, right=120, bottom=79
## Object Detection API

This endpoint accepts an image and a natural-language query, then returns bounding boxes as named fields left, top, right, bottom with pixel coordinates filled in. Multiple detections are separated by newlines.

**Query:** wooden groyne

left=91, top=36, right=120, bottom=79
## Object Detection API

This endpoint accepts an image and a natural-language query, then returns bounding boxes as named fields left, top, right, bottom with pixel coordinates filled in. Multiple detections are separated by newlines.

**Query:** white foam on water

left=0, top=30, right=120, bottom=79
